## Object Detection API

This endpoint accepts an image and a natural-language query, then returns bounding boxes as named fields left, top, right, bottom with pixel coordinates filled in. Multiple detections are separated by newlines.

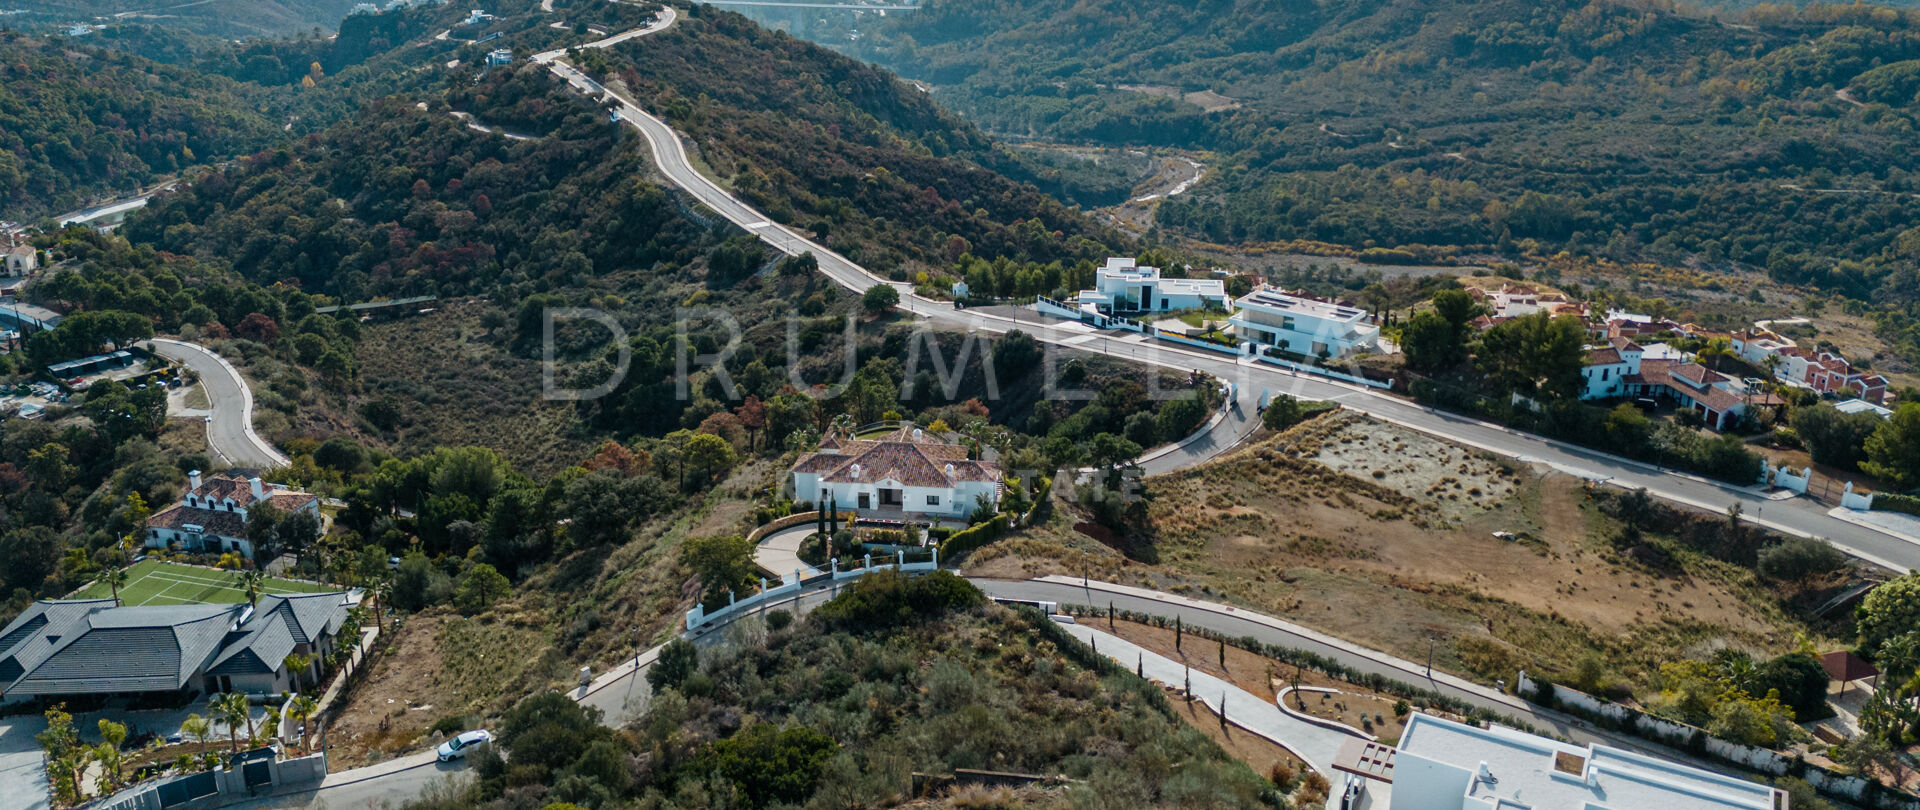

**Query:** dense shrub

left=809, top=570, right=984, bottom=630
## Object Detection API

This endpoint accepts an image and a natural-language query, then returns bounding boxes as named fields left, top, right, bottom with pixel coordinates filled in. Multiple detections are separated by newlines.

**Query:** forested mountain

left=5, top=0, right=366, bottom=39
left=124, top=67, right=713, bottom=302
left=0, top=32, right=290, bottom=219
left=577, top=5, right=1130, bottom=282
left=802, top=0, right=1920, bottom=363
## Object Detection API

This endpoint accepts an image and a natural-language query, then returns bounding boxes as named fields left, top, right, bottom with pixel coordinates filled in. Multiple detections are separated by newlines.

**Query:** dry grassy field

left=971, top=411, right=1859, bottom=694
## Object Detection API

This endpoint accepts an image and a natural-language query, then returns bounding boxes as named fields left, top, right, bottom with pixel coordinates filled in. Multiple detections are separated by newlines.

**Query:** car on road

left=437, top=729, right=492, bottom=762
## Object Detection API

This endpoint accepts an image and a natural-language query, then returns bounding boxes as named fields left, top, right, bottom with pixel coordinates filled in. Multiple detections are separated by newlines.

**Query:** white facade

left=1366, top=714, right=1783, bottom=810
left=1579, top=339, right=1643, bottom=400
left=145, top=471, right=322, bottom=560
left=4, top=245, right=37, bottom=276
left=792, top=472, right=998, bottom=521
left=788, top=429, right=1002, bottom=522
left=1074, top=257, right=1227, bottom=315
left=1227, top=287, right=1380, bottom=359
left=486, top=48, right=513, bottom=65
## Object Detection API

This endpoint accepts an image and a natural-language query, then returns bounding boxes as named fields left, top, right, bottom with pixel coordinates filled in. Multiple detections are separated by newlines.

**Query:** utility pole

left=1427, top=635, right=1436, bottom=680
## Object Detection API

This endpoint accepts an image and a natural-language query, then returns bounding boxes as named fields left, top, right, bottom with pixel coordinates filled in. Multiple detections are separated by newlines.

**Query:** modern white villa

left=789, top=427, right=1001, bottom=521
left=1227, top=287, right=1381, bottom=359
left=1073, top=258, right=1228, bottom=316
left=1334, top=713, right=1785, bottom=810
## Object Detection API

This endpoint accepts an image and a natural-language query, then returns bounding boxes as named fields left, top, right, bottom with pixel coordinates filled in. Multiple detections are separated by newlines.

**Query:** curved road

left=223, top=575, right=861, bottom=809
left=144, top=339, right=289, bottom=470
left=547, top=21, right=1920, bottom=574
left=96, top=9, right=1920, bottom=808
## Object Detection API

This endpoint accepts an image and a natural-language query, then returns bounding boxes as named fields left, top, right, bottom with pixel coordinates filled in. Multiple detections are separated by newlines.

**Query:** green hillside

left=8, top=0, right=367, bottom=39
left=0, top=32, right=290, bottom=219
left=796, top=0, right=1920, bottom=362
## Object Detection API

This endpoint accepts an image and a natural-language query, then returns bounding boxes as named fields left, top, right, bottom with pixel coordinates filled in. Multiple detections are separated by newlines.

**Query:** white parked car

left=436, top=729, right=493, bottom=762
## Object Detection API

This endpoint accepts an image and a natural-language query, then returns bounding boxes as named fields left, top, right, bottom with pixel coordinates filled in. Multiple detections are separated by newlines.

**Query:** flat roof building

left=1073, top=258, right=1227, bottom=316
left=1228, top=287, right=1380, bottom=359
left=1337, top=713, right=1785, bottom=810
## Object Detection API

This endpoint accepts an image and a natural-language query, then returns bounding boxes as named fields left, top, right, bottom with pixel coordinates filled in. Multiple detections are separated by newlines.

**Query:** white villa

left=1073, top=258, right=1228, bottom=316
left=789, top=427, right=1000, bottom=521
left=1227, top=287, right=1380, bottom=359
left=1334, top=713, right=1785, bottom=810
left=4, top=244, right=37, bottom=276
left=145, top=470, right=321, bottom=560
left=1580, top=337, right=1782, bottom=431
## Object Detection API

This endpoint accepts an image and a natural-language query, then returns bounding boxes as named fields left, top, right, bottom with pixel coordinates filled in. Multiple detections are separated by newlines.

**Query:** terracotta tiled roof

left=793, top=438, right=999, bottom=489
left=1587, top=348, right=1624, bottom=366
left=193, top=474, right=258, bottom=507
left=1669, top=364, right=1726, bottom=387
left=1608, top=337, right=1642, bottom=352
left=267, top=491, right=318, bottom=513
left=147, top=504, right=246, bottom=539
left=1623, top=358, right=1675, bottom=387
left=1821, top=650, right=1880, bottom=683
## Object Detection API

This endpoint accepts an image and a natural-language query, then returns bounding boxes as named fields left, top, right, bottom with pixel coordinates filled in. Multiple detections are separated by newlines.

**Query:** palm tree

left=283, top=653, right=313, bottom=693
left=213, top=693, right=250, bottom=752
left=181, top=714, right=212, bottom=748
left=103, top=566, right=130, bottom=606
left=238, top=570, right=266, bottom=607
left=371, top=580, right=391, bottom=636
left=288, top=695, right=319, bottom=754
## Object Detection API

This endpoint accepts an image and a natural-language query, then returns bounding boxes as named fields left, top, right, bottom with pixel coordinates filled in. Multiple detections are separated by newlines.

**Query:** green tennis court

left=72, top=560, right=334, bottom=606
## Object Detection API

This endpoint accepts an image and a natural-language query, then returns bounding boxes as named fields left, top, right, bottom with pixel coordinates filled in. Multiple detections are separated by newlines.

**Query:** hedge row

left=938, top=514, right=1009, bottom=559
left=1874, top=493, right=1920, bottom=517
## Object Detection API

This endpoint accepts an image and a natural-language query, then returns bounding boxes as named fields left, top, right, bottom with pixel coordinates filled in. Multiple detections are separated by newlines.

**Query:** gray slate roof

left=0, top=592, right=349, bottom=697
left=206, top=593, right=349, bottom=676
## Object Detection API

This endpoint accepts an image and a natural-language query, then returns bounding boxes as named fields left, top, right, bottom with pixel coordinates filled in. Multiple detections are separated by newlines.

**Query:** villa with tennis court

left=144, top=469, right=321, bottom=561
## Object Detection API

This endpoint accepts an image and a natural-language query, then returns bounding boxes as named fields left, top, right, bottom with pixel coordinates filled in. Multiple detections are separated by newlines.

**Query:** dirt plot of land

left=974, top=414, right=1837, bottom=693
left=1301, top=411, right=1518, bottom=519
left=1291, top=689, right=1407, bottom=745
left=323, top=612, right=551, bottom=770
left=1083, top=620, right=1312, bottom=787
left=1170, top=695, right=1306, bottom=786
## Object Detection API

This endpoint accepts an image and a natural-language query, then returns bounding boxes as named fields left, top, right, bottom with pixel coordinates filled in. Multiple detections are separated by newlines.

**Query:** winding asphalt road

left=219, top=577, right=859, bottom=810
left=70, top=8, right=1919, bottom=809
left=545, top=15, right=1920, bottom=574
left=144, top=339, right=290, bottom=470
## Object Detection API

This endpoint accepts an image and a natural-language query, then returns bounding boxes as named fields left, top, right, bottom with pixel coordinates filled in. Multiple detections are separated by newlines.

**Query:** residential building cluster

left=1579, top=337, right=1783, bottom=431
left=1060, top=257, right=1383, bottom=360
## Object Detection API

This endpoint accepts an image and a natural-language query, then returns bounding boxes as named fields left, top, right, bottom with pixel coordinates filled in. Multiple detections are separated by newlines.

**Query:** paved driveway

left=754, top=525, right=822, bottom=582
left=1062, top=623, right=1356, bottom=774
left=0, top=702, right=275, bottom=810
left=0, top=713, right=49, bottom=810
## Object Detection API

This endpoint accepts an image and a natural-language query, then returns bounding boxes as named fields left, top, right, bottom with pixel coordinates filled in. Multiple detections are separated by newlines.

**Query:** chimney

left=189, top=469, right=202, bottom=492
left=249, top=477, right=264, bottom=500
